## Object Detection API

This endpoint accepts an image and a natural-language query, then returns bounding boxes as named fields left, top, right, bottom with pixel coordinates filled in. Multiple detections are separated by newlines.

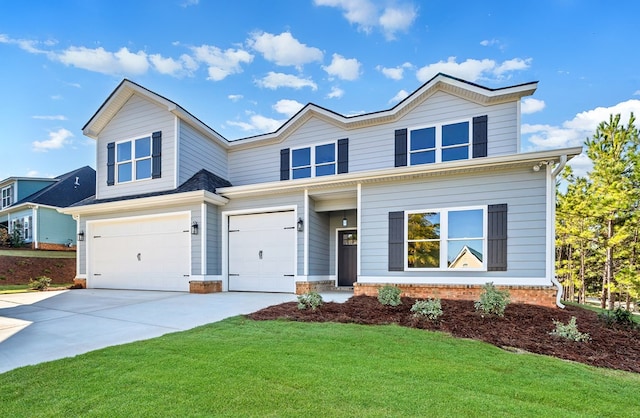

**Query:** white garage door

left=89, top=213, right=191, bottom=291
left=228, top=211, right=296, bottom=292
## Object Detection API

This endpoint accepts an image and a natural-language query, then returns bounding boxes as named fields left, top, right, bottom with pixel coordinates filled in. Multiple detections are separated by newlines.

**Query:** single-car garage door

left=89, top=213, right=191, bottom=291
left=228, top=211, right=295, bottom=292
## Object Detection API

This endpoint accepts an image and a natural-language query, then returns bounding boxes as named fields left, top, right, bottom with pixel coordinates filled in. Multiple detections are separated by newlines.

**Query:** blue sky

left=1, top=0, right=639, bottom=180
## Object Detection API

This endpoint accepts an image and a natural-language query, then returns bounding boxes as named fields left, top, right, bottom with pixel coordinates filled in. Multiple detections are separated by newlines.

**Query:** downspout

left=33, top=206, right=39, bottom=249
left=551, top=155, right=568, bottom=308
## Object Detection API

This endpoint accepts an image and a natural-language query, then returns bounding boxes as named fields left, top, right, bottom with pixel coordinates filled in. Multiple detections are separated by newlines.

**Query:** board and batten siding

left=227, top=90, right=519, bottom=186
left=359, top=166, right=547, bottom=280
left=178, top=121, right=229, bottom=185
left=206, top=203, right=221, bottom=275
left=96, top=94, right=176, bottom=200
left=307, top=199, right=330, bottom=276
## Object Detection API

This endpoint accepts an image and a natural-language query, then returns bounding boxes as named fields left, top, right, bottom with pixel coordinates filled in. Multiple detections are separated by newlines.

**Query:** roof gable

left=12, top=166, right=96, bottom=208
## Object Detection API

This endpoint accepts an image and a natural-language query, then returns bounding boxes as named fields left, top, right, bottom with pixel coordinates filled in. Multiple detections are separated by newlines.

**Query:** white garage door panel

left=89, top=214, right=191, bottom=291
left=228, top=211, right=295, bottom=292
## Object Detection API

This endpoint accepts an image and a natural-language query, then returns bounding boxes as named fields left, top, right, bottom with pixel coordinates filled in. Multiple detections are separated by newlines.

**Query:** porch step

left=331, top=286, right=354, bottom=292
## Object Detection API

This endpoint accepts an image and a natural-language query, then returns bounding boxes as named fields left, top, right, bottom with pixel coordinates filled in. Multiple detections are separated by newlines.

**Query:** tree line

left=556, top=114, right=639, bottom=310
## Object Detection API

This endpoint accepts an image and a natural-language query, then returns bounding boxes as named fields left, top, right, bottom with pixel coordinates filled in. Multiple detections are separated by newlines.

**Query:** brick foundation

left=354, top=283, right=558, bottom=308
left=189, top=280, right=222, bottom=294
left=73, top=278, right=86, bottom=288
left=295, top=280, right=335, bottom=294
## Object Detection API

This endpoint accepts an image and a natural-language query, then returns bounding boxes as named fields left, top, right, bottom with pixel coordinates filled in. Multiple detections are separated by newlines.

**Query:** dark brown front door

left=338, top=230, right=357, bottom=287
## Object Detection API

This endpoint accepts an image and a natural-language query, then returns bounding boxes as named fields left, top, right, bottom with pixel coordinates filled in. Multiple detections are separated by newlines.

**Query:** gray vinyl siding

left=38, top=208, right=76, bottom=245
left=227, top=91, right=518, bottom=186
left=178, top=121, right=228, bottom=185
left=206, top=203, right=221, bottom=275
left=222, top=192, right=305, bottom=274
left=359, top=166, right=547, bottom=278
left=308, top=199, right=329, bottom=276
left=96, top=94, right=176, bottom=200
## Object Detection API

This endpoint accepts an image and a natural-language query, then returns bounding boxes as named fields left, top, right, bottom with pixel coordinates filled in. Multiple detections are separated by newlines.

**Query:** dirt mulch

left=0, top=254, right=76, bottom=284
left=249, top=296, right=640, bottom=374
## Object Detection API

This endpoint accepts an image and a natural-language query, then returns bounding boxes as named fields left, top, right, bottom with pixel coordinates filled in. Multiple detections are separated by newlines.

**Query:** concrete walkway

left=0, top=289, right=351, bottom=374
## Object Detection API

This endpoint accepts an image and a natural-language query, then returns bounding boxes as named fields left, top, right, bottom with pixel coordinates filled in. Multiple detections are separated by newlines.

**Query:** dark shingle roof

left=71, top=169, right=231, bottom=207
left=13, top=166, right=96, bottom=208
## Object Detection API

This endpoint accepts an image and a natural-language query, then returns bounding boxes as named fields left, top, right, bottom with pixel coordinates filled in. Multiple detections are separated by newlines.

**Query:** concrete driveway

left=0, top=289, right=350, bottom=374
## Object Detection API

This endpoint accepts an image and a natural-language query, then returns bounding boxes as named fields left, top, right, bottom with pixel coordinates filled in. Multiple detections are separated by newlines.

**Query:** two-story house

left=62, top=74, right=581, bottom=307
left=0, top=166, right=95, bottom=249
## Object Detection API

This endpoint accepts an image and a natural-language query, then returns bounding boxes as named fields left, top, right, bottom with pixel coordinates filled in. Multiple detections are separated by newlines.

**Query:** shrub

left=0, top=227, right=9, bottom=247
left=29, top=276, right=52, bottom=291
left=550, top=316, right=590, bottom=342
left=297, top=291, right=323, bottom=311
left=474, top=282, right=510, bottom=317
left=598, top=308, right=637, bottom=329
left=411, top=299, right=443, bottom=321
left=377, top=285, right=402, bottom=306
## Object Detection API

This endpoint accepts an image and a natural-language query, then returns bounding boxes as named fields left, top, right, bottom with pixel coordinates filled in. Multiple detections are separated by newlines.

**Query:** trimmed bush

left=377, top=285, right=402, bottom=306
left=598, top=308, right=637, bottom=329
left=297, top=292, right=323, bottom=311
left=411, top=299, right=443, bottom=321
left=474, top=282, right=510, bottom=317
left=550, top=316, right=590, bottom=342
left=29, top=276, right=52, bottom=291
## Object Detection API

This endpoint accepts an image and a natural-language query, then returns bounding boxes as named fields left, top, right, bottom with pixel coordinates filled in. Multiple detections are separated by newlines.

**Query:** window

left=1, top=186, right=12, bottom=208
left=23, top=216, right=31, bottom=241
left=409, top=121, right=470, bottom=165
left=406, top=207, right=485, bottom=270
left=291, top=143, right=336, bottom=179
left=116, top=136, right=152, bottom=183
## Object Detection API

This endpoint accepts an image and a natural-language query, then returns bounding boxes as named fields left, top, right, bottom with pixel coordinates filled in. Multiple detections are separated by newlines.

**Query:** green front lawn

left=0, top=249, right=76, bottom=258
left=1, top=317, right=639, bottom=416
left=0, top=284, right=71, bottom=294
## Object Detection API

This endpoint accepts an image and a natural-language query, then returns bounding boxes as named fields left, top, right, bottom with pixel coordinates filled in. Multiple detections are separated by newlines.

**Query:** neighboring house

left=0, top=166, right=96, bottom=250
left=62, top=74, right=581, bottom=307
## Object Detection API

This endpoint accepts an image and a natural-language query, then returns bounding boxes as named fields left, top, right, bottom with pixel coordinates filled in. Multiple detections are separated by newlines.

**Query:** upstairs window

left=291, top=142, right=336, bottom=179
left=409, top=120, right=470, bottom=165
left=1, top=186, right=12, bottom=209
left=116, top=136, right=152, bottom=183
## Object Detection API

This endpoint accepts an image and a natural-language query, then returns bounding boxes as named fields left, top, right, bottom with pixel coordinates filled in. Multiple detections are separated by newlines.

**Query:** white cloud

left=228, top=94, right=243, bottom=102
left=327, top=86, right=344, bottom=99
left=314, top=0, right=417, bottom=40
left=273, top=99, right=304, bottom=117
left=634, top=90, right=640, bottom=96
left=416, top=56, right=532, bottom=83
left=256, top=72, right=318, bottom=90
left=377, top=62, right=412, bottom=80
left=389, top=89, right=409, bottom=104
left=32, top=115, right=67, bottom=121
left=26, top=170, right=39, bottom=177
left=522, top=99, right=640, bottom=151
left=227, top=114, right=284, bottom=133
left=191, top=45, right=253, bottom=81
left=521, top=98, right=546, bottom=114
left=248, top=32, right=323, bottom=67
left=323, top=53, right=361, bottom=81
left=0, top=34, right=48, bottom=54
left=32, top=128, right=73, bottom=152
left=181, top=0, right=199, bottom=6
left=55, top=46, right=149, bottom=75
left=480, top=39, right=506, bottom=50
left=149, top=53, right=198, bottom=77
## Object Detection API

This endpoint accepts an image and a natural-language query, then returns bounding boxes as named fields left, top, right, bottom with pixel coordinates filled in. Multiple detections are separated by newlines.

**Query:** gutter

left=551, top=154, right=569, bottom=308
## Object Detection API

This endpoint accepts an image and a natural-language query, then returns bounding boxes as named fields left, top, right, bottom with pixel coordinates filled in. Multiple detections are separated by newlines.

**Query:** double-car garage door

left=88, top=213, right=191, bottom=291
left=228, top=211, right=296, bottom=292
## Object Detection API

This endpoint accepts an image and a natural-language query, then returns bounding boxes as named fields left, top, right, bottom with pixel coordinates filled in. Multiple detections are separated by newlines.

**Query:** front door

left=337, top=230, right=357, bottom=287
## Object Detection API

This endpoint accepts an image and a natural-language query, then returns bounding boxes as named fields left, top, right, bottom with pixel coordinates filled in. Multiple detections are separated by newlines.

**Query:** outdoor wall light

left=77, top=231, right=85, bottom=242
left=342, top=211, right=348, bottom=227
left=297, top=217, right=304, bottom=232
left=191, top=221, right=199, bottom=235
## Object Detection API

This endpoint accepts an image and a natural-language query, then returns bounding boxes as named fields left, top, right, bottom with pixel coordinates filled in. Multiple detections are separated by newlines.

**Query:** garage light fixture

left=342, top=211, right=348, bottom=227
left=77, top=231, right=85, bottom=241
left=297, top=217, right=304, bottom=232
left=191, top=221, right=199, bottom=235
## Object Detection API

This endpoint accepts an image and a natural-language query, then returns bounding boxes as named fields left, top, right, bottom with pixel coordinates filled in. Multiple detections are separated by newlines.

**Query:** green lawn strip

left=0, top=284, right=72, bottom=294
left=1, top=317, right=639, bottom=417
left=0, top=249, right=76, bottom=258
left=565, top=301, right=640, bottom=323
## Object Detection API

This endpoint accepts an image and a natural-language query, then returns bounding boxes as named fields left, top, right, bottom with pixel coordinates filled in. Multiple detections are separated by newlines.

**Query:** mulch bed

left=248, top=296, right=640, bottom=374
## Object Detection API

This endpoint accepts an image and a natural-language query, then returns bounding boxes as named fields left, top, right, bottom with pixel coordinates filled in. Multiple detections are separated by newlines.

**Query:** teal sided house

left=62, top=74, right=581, bottom=307
left=0, top=166, right=96, bottom=250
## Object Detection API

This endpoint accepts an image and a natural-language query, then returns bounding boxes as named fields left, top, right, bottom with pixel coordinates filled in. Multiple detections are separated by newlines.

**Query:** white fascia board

left=218, top=146, right=583, bottom=198
left=60, top=190, right=228, bottom=216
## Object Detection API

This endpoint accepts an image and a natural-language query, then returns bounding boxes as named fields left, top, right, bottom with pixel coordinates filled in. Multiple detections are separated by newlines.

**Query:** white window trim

left=404, top=205, right=487, bottom=271
left=1, top=185, right=13, bottom=209
left=408, top=118, right=472, bottom=165
left=115, top=135, right=153, bottom=184
left=290, top=141, right=337, bottom=179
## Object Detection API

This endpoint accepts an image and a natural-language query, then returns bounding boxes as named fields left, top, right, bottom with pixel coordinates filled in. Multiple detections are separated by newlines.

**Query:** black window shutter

left=337, top=138, right=348, bottom=174
left=280, top=148, right=290, bottom=181
left=152, top=131, right=162, bottom=179
left=472, top=115, right=488, bottom=158
left=394, top=129, right=407, bottom=167
left=388, top=211, right=405, bottom=271
left=487, top=203, right=507, bottom=271
left=106, top=142, right=115, bottom=186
